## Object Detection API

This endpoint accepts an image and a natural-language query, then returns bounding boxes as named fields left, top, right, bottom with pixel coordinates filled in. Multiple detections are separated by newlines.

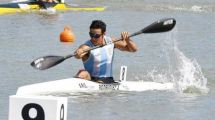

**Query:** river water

left=0, top=0, right=215, bottom=120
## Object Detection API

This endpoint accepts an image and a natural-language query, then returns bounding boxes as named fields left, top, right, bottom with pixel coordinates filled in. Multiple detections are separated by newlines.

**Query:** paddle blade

left=142, top=18, right=176, bottom=33
left=31, top=56, right=65, bottom=70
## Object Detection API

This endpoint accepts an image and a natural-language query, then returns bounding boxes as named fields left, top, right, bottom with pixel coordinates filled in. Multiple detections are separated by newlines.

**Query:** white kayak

left=16, top=77, right=174, bottom=95
left=16, top=66, right=174, bottom=95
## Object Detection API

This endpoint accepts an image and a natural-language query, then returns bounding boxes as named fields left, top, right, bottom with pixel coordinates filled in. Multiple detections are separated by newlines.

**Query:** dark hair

left=90, top=20, right=106, bottom=33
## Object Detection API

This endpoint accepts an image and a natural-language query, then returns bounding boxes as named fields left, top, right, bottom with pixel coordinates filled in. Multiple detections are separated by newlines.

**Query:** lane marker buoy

left=60, top=26, right=75, bottom=43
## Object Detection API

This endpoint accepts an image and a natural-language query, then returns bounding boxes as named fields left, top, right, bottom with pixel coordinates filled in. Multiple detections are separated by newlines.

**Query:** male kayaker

left=75, top=20, right=137, bottom=83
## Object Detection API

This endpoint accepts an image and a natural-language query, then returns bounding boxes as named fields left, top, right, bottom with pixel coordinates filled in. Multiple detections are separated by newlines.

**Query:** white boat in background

left=16, top=66, right=174, bottom=96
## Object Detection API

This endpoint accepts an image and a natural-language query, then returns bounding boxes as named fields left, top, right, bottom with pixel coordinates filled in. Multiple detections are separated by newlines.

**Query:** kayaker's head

left=89, top=20, right=106, bottom=46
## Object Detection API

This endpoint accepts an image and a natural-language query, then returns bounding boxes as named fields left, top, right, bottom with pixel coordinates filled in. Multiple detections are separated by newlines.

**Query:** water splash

left=164, top=5, right=205, bottom=13
left=172, top=44, right=208, bottom=93
left=139, top=29, right=208, bottom=94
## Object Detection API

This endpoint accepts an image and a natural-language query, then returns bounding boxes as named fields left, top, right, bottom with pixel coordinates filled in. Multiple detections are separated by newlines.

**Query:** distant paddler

left=0, top=0, right=105, bottom=14
left=36, top=0, right=61, bottom=9
left=12, top=0, right=62, bottom=9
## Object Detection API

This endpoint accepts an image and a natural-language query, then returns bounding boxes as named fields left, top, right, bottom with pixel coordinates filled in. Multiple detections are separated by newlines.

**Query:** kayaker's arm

left=74, top=45, right=91, bottom=61
left=114, top=32, right=138, bottom=52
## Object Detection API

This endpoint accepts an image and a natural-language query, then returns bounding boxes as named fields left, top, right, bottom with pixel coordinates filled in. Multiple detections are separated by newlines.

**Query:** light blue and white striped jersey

left=83, top=36, right=114, bottom=78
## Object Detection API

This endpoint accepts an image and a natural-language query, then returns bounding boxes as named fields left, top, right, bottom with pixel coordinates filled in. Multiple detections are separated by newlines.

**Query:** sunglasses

left=89, top=32, right=102, bottom=39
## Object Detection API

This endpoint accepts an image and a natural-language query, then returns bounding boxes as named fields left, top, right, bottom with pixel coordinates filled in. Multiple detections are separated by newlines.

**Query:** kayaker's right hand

left=121, top=31, right=130, bottom=42
left=75, top=48, right=84, bottom=59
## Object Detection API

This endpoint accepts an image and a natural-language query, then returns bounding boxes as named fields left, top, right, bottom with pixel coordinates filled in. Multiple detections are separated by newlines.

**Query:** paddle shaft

left=63, top=30, right=143, bottom=60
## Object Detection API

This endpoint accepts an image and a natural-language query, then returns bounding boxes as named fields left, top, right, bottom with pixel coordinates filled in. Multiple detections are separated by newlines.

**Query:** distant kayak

left=16, top=77, right=174, bottom=96
left=0, top=1, right=105, bottom=15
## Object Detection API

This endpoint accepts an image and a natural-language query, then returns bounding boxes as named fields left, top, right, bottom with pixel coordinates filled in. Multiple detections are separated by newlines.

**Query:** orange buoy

left=60, top=26, right=75, bottom=42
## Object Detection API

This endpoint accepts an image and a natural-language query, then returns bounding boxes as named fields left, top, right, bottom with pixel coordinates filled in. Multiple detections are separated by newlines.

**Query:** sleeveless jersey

left=83, top=36, right=114, bottom=78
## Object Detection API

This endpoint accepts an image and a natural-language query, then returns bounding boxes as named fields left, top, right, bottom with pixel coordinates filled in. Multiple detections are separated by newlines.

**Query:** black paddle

left=31, top=18, right=176, bottom=70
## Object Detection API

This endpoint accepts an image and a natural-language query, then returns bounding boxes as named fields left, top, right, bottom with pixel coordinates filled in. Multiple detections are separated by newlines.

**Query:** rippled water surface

left=1, top=0, right=215, bottom=120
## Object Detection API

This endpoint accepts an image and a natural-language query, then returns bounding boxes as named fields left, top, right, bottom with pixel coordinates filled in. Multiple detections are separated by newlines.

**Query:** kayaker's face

left=89, top=28, right=104, bottom=46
